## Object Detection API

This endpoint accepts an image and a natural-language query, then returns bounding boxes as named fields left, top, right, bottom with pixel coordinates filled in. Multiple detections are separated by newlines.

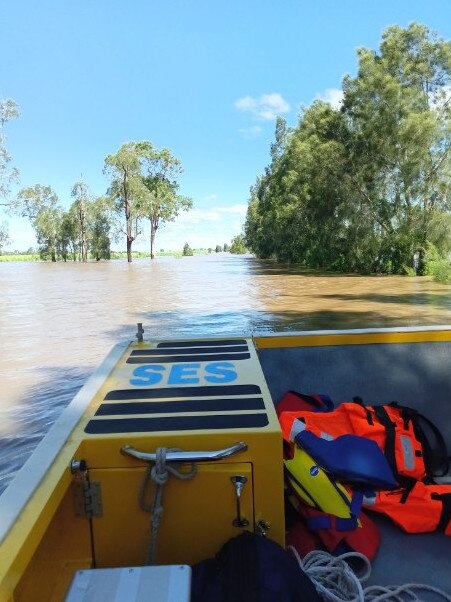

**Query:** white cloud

left=132, top=204, right=248, bottom=251
left=172, top=204, right=247, bottom=224
left=238, top=125, right=263, bottom=139
left=216, top=204, right=247, bottom=214
left=235, top=93, right=290, bottom=120
left=316, top=88, right=344, bottom=109
left=202, top=193, right=218, bottom=202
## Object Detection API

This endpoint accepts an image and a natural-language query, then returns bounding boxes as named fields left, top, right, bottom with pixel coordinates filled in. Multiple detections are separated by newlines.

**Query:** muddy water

left=1, top=254, right=451, bottom=492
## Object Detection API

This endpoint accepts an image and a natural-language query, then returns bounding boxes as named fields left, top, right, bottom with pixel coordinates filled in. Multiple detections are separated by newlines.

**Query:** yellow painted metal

left=69, top=337, right=285, bottom=553
left=13, top=484, right=92, bottom=602
left=254, top=329, right=451, bottom=349
left=91, top=463, right=254, bottom=567
left=0, top=336, right=285, bottom=601
left=0, top=443, right=82, bottom=602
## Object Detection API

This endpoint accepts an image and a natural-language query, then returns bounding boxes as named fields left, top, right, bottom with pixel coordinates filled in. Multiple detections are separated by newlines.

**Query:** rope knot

left=138, top=447, right=198, bottom=565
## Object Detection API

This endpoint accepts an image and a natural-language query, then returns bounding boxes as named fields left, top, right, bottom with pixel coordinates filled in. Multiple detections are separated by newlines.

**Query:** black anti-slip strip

left=156, top=339, right=247, bottom=348
left=126, top=353, right=251, bottom=364
left=130, top=345, right=249, bottom=356
left=104, top=384, right=262, bottom=400
left=85, top=413, right=269, bottom=434
left=95, top=397, right=265, bottom=416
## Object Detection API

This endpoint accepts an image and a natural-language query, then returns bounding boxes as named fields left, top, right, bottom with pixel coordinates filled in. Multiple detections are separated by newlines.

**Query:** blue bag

left=191, top=531, right=321, bottom=602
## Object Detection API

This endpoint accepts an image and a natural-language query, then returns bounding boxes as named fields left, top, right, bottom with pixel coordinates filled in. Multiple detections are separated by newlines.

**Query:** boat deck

left=256, top=331, right=451, bottom=592
left=0, top=327, right=450, bottom=600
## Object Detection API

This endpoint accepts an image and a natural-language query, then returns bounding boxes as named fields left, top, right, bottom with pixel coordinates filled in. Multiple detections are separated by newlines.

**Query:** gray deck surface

left=258, top=341, right=451, bottom=595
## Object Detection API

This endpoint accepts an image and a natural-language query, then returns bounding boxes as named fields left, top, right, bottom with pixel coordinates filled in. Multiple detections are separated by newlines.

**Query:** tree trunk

left=150, top=226, right=156, bottom=259
left=127, top=238, right=133, bottom=262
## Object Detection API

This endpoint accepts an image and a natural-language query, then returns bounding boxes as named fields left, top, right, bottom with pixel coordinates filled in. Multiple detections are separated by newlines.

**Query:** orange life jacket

left=279, top=398, right=451, bottom=535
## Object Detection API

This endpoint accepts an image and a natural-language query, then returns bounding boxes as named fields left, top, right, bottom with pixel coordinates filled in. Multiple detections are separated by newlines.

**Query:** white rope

left=139, top=447, right=197, bottom=565
left=288, top=547, right=451, bottom=602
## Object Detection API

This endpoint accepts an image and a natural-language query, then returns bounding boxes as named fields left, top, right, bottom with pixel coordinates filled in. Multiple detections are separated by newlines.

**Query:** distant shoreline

left=0, top=249, right=230, bottom=262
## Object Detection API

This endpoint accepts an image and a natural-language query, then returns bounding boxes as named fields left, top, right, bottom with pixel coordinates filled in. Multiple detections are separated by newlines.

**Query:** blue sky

left=1, top=0, right=451, bottom=252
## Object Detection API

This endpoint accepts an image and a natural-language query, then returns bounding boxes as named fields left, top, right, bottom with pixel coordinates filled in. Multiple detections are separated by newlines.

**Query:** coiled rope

left=139, top=447, right=197, bottom=565
left=288, top=547, right=451, bottom=602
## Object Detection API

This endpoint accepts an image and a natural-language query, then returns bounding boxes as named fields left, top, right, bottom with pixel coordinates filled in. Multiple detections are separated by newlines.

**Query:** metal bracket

left=73, top=481, right=103, bottom=518
left=255, top=520, right=270, bottom=537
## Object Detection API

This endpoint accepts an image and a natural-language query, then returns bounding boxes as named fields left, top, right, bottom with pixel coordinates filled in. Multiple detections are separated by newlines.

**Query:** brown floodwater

left=1, top=254, right=451, bottom=492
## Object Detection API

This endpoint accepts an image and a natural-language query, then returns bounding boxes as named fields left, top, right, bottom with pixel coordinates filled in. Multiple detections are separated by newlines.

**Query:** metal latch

left=73, top=480, right=103, bottom=518
left=231, top=475, right=249, bottom=528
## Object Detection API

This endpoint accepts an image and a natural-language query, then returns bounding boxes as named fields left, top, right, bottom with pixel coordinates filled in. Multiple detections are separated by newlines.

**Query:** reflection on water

left=1, top=254, right=451, bottom=492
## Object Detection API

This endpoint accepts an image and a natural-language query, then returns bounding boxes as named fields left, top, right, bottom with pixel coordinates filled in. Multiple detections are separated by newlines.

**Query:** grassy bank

left=0, top=253, right=41, bottom=262
left=0, top=249, right=215, bottom=262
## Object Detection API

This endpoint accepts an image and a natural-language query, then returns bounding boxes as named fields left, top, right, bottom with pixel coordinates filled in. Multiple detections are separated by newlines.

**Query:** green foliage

left=426, top=257, right=451, bottom=283
left=138, top=145, right=192, bottom=258
left=104, top=141, right=192, bottom=261
left=245, top=23, right=451, bottom=275
left=0, top=98, right=19, bottom=200
left=182, top=242, right=193, bottom=256
left=229, top=234, right=247, bottom=254
left=70, top=181, right=91, bottom=261
left=423, top=242, right=451, bottom=282
left=104, top=141, right=151, bottom=261
left=0, top=253, right=41, bottom=262
left=13, top=184, right=62, bottom=261
left=90, top=197, right=112, bottom=261
left=215, top=245, right=222, bottom=253
left=0, top=221, right=10, bottom=253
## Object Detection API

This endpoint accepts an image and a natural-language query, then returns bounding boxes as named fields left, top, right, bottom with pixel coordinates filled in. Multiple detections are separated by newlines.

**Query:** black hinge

left=73, top=480, right=103, bottom=518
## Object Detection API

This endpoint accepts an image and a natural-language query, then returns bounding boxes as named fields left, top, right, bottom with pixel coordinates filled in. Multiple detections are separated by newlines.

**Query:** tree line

left=244, top=23, right=451, bottom=275
left=0, top=119, right=196, bottom=261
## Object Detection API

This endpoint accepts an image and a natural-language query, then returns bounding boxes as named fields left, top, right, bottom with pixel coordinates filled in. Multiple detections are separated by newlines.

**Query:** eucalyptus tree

left=59, top=210, right=78, bottom=261
left=139, top=146, right=192, bottom=259
left=89, top=196, right=112, bottom=260
left=0, top=221, right=10, bottom=254
left=70, top=181, right=91, bottom=261
left=0, top=98, right=19, bottom=202
left=104, top=142, right=150, bottom=262
left=13, top=184, right=62, bottom=261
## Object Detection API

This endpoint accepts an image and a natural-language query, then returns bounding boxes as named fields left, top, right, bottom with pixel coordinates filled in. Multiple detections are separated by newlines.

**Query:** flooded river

left=1, top=254, right=451, bottom=492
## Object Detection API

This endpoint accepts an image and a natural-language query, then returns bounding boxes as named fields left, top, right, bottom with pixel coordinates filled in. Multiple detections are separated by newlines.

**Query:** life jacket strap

left=431, top=492, right=451, bottom=533
left=305, top=490, right=363, bottom=532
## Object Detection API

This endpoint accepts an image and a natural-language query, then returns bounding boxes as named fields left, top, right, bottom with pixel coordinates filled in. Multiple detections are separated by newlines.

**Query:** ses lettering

left=129, top=361, right=238, bottom=386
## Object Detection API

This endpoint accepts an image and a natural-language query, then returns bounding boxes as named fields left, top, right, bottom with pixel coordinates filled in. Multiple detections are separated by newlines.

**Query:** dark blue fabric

left=191, top=531, right=321, bottom=602
left=295, top=430, right=397, bottom=490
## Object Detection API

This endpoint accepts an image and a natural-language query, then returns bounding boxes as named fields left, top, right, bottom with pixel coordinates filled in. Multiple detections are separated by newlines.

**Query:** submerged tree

left=182, top=242, right=193, bottom=256
left=70, top=181, right=91, bottom=261
left=104, top=142, right=150, bottom=262
left=341, top=22, right=451, bottom=272
left=89, top=196, right=112, bottom=260
left=229, top=234, right=247, bottom=254
left=245, top=23, right=451, bottom=274
left=139, top=146, right=192, bottom=259
left=105, top=141, right=192, bottom=261
left=13, top=184, right=62, bottom=261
